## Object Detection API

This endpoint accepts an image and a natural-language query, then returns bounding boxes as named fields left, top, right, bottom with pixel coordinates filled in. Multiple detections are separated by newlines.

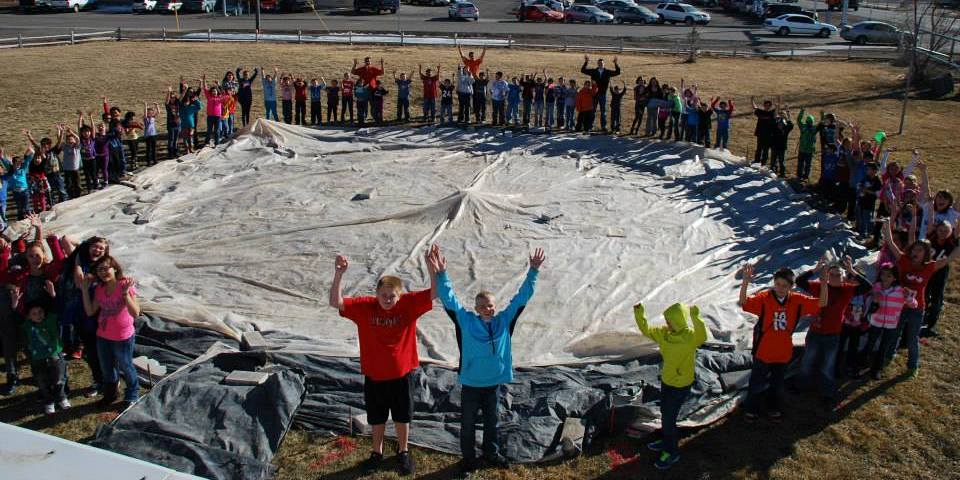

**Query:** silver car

left=448, top=0, right=478, bottom=19
left=840, top=21, right=904, bottom=45
left=564, top=4, right=614, bottom=22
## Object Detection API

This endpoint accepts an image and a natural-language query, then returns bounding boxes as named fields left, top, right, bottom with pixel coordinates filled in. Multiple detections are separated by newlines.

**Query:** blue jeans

left=460, top=385, right=501, bottom=462
left=396, top=97, right=410, bottom=122
left=264, top=100, right=278, bottom=121
left=440, top=102, right=453, bottom=125
left=97, top=335, right=139, bottom=402
left=897, top=307, right=924, bottom=370
left=12, top=189, right=30, bottom=220
left=715, top=126, right=730, bottom=149
left=491, top=100, right=505, bottom=125
left=423, top=98, right=436, bottom=123
left=660, top=383, right=691, bottom=455
left=47, top=172, right=67, bottom=205
left=856, top=202, right=875, bottom=237
left=205, top=115, right=221, bottom=145
left=534, top=100, right=544, bottom=127
left=865, top=325, right=899, bottom=373
left=556, top=100, right=565, bottom=127
left=167, top=127, right=180, bottom=158
left=522, top=98, right=533, bottom=125
left=565, top=105, right=575, bottom=130
left=800, top=332, right=840, bottom=398
left=0, top=183, right=8, bottom=225
left=545, top=102, right=555, bottom=129
left=746, top=360, right=786, bottom=415
left=507, top=101, right=520, bottom=126
left=594, top=93, right=608, bottom=129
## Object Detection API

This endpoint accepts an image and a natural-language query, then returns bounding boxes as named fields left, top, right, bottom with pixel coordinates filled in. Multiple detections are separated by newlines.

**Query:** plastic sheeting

left=37, top=120, right=861, bottom=368
left=90, top=349, right=306, bottom=480
left=114, top=317, right=752, bottom=467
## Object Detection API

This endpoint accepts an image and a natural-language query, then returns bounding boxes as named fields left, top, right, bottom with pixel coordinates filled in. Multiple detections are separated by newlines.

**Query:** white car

left=132, top=0, right=183, bottom=12
left=655, top=3, right=710, bottom=25
left=764, top=14, right=837, bottom=37
left=47, top=0, right=94, bottom=10
left=448, top=0, right=478, bottom=19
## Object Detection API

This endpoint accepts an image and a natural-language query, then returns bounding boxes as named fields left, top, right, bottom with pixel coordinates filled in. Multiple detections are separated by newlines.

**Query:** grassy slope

left=0, top=43, right=958, bottom=480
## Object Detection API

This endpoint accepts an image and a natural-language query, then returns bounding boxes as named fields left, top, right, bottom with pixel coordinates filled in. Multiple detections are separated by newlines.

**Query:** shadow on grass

left=589, top=372, right=908, bottom=479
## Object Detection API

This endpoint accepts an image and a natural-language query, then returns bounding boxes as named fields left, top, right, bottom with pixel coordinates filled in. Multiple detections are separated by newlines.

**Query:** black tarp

left=91, top=316, right=752, bottom=474
left=89, top=349, right=306, bottom=480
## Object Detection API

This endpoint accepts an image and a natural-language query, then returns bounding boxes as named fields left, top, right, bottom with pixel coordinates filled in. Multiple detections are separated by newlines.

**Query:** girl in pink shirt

left=202, top=74, right=230, bottom=146
left=862, top=264, right=906, bottom=379
left=80, top=255, right=141, bottom=407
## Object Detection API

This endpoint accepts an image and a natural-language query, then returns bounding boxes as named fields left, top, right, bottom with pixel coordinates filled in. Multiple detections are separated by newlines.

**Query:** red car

left=517, top=4, right=565, bottom=22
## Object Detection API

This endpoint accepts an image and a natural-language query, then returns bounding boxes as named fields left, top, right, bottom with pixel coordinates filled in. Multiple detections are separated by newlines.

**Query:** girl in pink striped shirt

left=863, top=264, right=907, bottom=380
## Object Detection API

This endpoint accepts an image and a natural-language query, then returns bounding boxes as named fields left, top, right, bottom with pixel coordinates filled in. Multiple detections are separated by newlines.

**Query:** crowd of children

left=0, top=46, right=955, bottom=476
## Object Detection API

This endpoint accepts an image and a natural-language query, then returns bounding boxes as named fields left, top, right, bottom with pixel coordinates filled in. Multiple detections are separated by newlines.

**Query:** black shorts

left=364, top=371, right=415, bottom=425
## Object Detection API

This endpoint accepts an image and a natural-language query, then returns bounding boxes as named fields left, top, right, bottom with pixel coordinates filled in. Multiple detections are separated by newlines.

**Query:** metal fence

left=915, top=29, right=960, bottom=69
left=0, top=27, right=905, bottom=62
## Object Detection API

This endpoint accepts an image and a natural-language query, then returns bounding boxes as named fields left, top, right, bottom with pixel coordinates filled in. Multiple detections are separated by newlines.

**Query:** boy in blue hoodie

left=427, top=245, right=545, bottom=474
left=634, top=302, right=707, bottom=470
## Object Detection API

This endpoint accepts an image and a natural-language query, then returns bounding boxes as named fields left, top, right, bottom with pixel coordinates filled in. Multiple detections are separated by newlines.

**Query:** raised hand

left=27, top=213, right=41, bottom=228
left=334, top=255, right=349, bottom=274
left=739, top=263, right=754, bottom=282
left=843, top=255, right=854, bottom=272
left=43, top=280, right=56, bottom=298
left=529, top=248, right=546, bottom=270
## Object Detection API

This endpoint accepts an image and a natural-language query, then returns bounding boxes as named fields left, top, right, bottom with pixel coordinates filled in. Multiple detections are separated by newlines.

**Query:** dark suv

left=354, top=0, right=399, bottom=13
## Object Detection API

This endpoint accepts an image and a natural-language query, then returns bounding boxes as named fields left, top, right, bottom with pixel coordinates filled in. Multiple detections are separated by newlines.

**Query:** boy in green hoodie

left=796, top=108, right=818, bottom=182
left=634, top=302, right=707, bottom=470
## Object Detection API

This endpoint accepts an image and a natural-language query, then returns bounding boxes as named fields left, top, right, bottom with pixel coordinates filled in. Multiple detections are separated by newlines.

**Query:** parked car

left=409, top=0, right=449, bottom=5
left=565, top=4, right=615, bottom=21
left=354, top=0, right=399, bottom=13
left=448, top=0, right=478, bottom=19
left=181, top=0, right=216, bottom=12
left=764, top=14, right=837, bottom=36
left=259, top=0, right=310, bottom=12
left=688, top=0, right=718, bottom=6
left=48, top=0, right=95, bottom=10
left=614, top=5, right=658, bottom=22
left=132, top=0, right=182, bottom=13
left=526, top=0, right=567, bottom=11
left=655, top=3, right=710, bottom=24
left=517, top=4, right=566, bottom=20
left=826, top=0, right=858, bottom=10
left=840, top=21, right=904, bottom=44
left=762, top=3, right=802, bottom=18
left=594, top=0, right=637, bottom=13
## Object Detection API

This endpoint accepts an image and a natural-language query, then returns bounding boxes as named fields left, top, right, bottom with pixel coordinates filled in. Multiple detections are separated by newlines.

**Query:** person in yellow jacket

left=634, top=302, right=708, bottom=470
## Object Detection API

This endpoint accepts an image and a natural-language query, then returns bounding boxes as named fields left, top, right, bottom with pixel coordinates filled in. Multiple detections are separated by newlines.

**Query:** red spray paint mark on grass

left=97, top=412, right=119, bottom=423
left=309, top=436, right=358, bottom=470
left=606, top=440, right=646, bottom=476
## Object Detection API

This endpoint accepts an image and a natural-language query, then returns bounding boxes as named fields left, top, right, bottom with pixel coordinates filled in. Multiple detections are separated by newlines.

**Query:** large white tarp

left=38, top=120, right=858, bottom=367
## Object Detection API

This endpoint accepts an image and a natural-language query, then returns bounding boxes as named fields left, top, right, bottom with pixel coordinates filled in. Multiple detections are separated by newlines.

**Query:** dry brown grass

left=0, top=42, right=959, bottom=480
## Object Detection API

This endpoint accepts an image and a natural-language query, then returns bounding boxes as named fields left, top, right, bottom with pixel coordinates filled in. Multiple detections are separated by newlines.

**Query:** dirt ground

left=0, top=42, right=958, bottom=480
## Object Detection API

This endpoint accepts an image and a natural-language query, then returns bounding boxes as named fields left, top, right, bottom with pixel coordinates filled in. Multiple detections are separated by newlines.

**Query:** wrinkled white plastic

left=36, top=120, right=858, bottom=367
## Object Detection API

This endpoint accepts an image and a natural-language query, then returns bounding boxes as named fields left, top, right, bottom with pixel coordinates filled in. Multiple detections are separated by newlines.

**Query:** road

left=0, top=0, right=907, bottom=49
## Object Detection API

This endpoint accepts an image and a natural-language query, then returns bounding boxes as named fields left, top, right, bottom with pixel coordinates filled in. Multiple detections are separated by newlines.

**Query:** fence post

left=162, top=27, right=167, bottom=41
left=117, top=27, right=122, bottom=41
left=619, top=37, right=624, bottom=53
left=733, top=46, right=737, bottom=57
left=255, top=29, right=260, bottom=42
left=349, top=31, right=353, bottom=46
left=298, top=29, right=302, bottom=44
left=454, top=32, right=458, bottom=47
left=400, top=30, right=404, bottom=46
left=208, top=28, right=212, bottom=42
left=790, top=47, right=794, bottom=60
left=508, top=35, right=512, bottom=49
left=847, top=42, right=852, bottom=60
left=17, top=32, right=22, bottom=48
left=70, top=29, right=75, bottom=45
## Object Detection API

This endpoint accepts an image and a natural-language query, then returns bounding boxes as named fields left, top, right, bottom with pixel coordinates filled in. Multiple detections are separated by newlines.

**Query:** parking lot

left=0, top=0, right=903, bottom=50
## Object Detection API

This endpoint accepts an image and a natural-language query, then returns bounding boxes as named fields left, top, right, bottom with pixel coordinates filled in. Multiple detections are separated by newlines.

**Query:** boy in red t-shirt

left=340, top=73, right=355, bottom=125
left=739, top=263, right=828, bottom=422
left=328, top=252, right=437, bottom=476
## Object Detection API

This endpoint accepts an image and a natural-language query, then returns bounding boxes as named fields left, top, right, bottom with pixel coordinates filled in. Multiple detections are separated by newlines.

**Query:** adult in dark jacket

left=236, top=67, right=259, bottom=127
left=751, top=96, right=779, bottom=167
left=580, top=55, right=621, bottom=131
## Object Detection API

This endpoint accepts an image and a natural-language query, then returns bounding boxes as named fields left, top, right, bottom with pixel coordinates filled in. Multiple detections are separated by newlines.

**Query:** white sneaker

left=58, top=399, right=72, bottom=410
left=44, top=403, right=56, bottom=415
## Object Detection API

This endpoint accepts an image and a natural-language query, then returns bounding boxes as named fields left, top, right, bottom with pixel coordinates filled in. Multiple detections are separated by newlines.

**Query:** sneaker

left=361, top=452, right=383, bottom=473
left=870, top=370, right=882, bottom=381
left=646, top=439, right=665, bottom=452
left=908, top=367, right=919, bottom=379
left=654, top=451, right=681, bottom=470
left=44, top=403, right=56, bottom=415
left=484, top=453, right=509, bottom=469
left=768, top=410, right=784, bottom=423
left=57, top=399, right=72, bottom=410
left=744, top=411, right=759, bottom=423
left=397, top=450, right=415, bottom=476
left=459, top=458, right=478, bottom=474
left=70, top=345, right=84, bottom=360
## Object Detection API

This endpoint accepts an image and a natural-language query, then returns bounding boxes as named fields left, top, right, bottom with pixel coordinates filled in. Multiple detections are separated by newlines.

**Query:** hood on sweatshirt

left=804, top=114, right=815, bottom=125
left=663, top=302, right=692, bottom=334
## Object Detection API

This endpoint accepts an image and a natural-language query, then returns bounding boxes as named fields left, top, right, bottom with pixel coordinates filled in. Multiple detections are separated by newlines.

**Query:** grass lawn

left=0, top=42, right=958, bottom=479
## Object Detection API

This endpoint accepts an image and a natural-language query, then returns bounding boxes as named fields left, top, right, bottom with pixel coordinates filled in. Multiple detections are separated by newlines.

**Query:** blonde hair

left=376, top=275, right=403, bottom=292
left=475, top=291, right=495, bottom=303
